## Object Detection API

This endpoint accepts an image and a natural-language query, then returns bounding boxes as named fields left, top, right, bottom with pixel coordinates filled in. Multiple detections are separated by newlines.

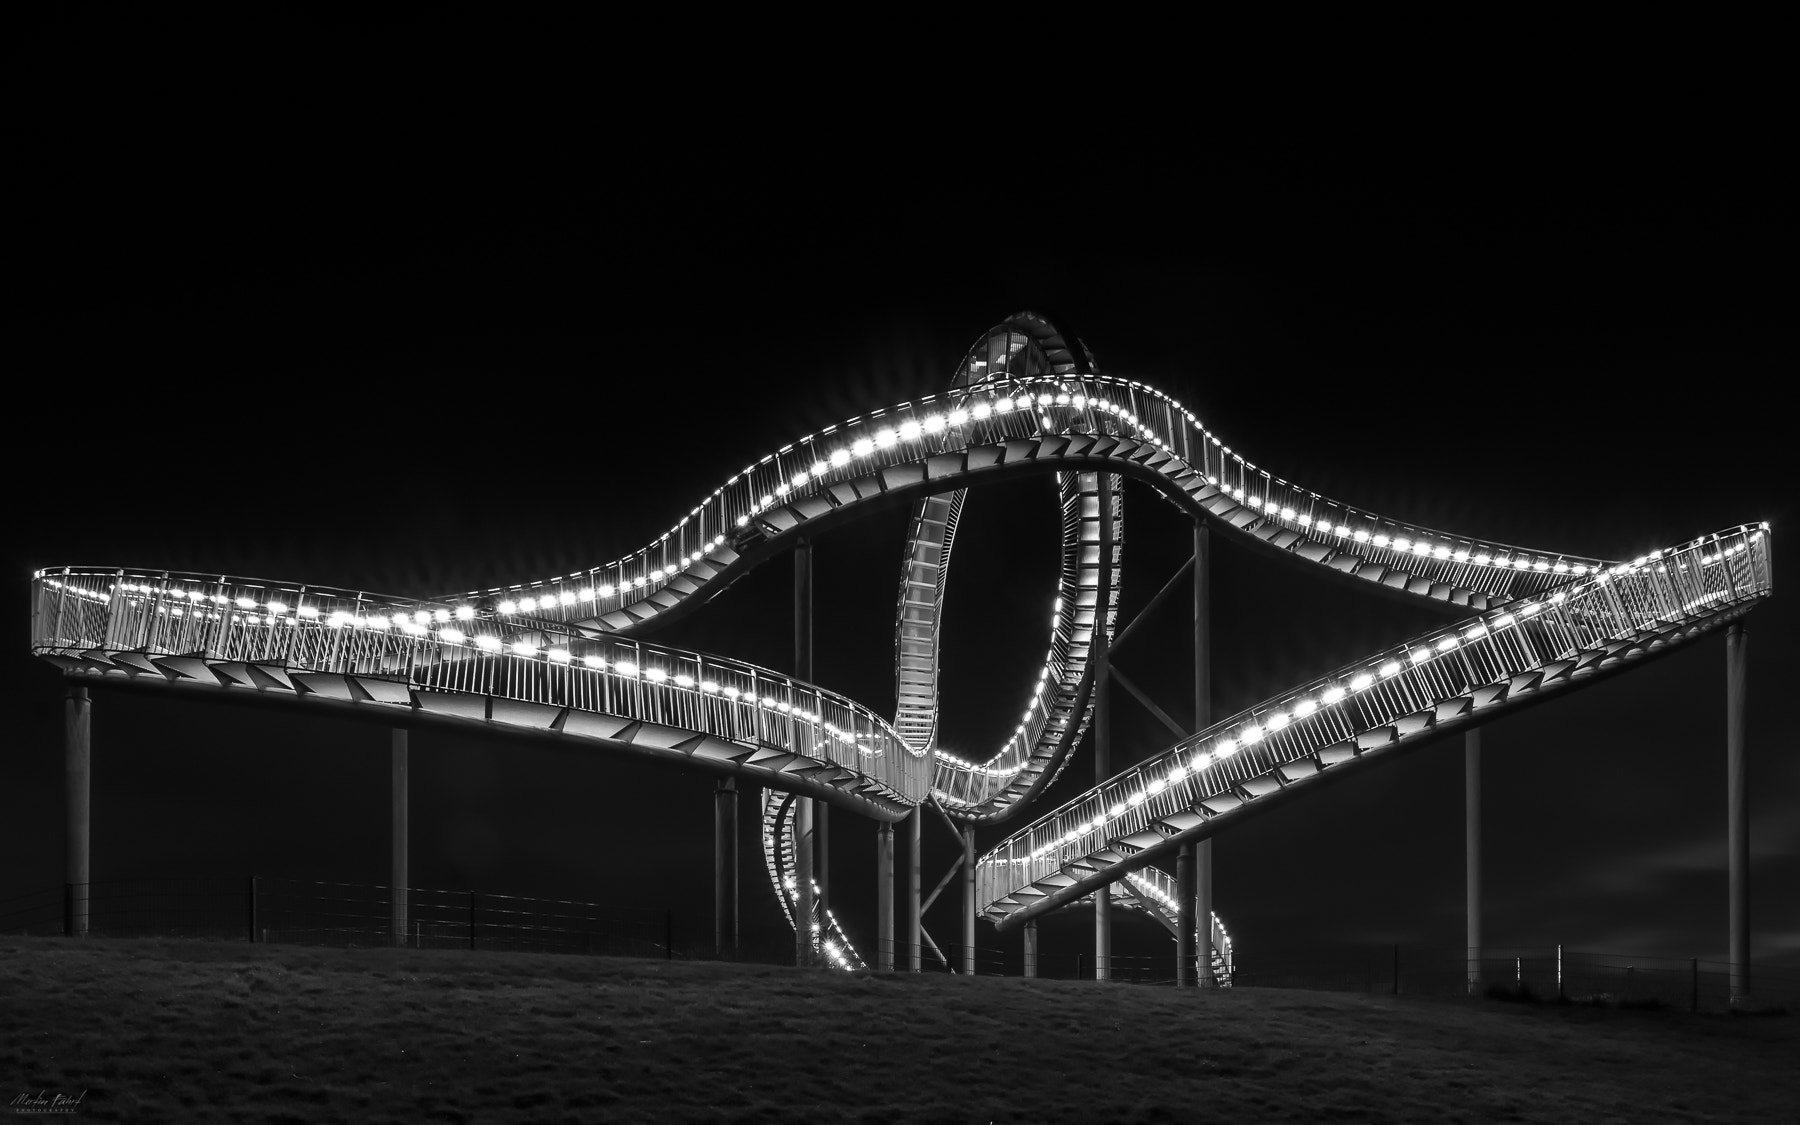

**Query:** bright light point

left=367, top=615, right=389, bottom=630
left=1435, top=637, right=1458, bottom=652
left=774, top=483, right=789, bottom=496
left=649, top=570, right=664, bottom=582
left=947, top=408, right=968, bottom=425
left=1167, top=765, right=1187, bottom=783
left=922, top=414, right=946, bottom=433
left=1107, top=803, right=1126, bottom=818
left=1247, top=495, right=1262, bottom=508
left=598, top=584, right=616, bottom=597
left=1354, top=530, right=1370, bottom=542
left=1014, top=395, right=1032, bottom=409
left=235, top=597, right=256, bottom=609
left=1409, top=649, right=1429, bottom=664
left=475, top=635, right=502, bottom=651
left=512, top=641, right=538, bottom=656
left=1216, top=739, right=1238, bottom=758
left=548, top=648, right=571, bottom=663
left=1414, top=542, right=1434, bottom=556
left=875, top=429, right=897, bottom=447
left=851, top=438, right=875, bottom=457
left=791, top=473, right=808, bottom=490
left=298, top=606, right=319, bottom=618
left=700, top=680, right=719, bottom=692
left=518, top=598, right=537, bottom=613
left=994, top=397, right=1013, bottom=413
left=1267, top=712, right=1290, bottom=730
left=440, top=627, right=466, bottom=644
left=1373, top=535, right=1391, bottom=548
left=1494, top=614, right=1515, bottom=628
left=972, top=402, right=992, bottom=420
left=498, top=600, right=517, bottom=615
left=1380, top=661, right=1402, bottom=677
left=1323, top=685, right=1347, bottom=703
left=1240, top=724, right=1263, bottom=743
left=1294, top=698, right=1317, bottom=716
left=644, top=668, right=667, bottom=683
left=632, top=576, right=646, bottom=588
left=736, top=515, right=749, bottom=526
left=1453, top=550, right=1470, bottom=563
left=1280, top=507, right=1296, bottom=519
left=899, top=420, right=922, bottom=441
left=560, top=591, right=576, bottom=606
left=615, top=661, right=639, bottom=676
left=1394, top=538, right=1412, bottom=552
left=830, top=449, right=851, bottom=467
left=268, top=601, right=288, bottom=615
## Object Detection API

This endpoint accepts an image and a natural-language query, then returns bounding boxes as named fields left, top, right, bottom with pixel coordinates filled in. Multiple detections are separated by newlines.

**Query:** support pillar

left=1176, top=842, right=1196, bottom=986
left=1466, top=727, right=1481, bottom=993
left=907, top=806, right=922, bottom=971
left=961, top=825, right=976, bottom=974
left=715, top=777, right=738, bottom=959
left=392, top=728, right=408, bottom=948
left=1194, top=520, right=1215, bottom=987
left=64, top=683, right=90, bottom=939
left=1727, top=621, right=1749, bottom=1003
left=1094, top=474, right=1115, bottom=981
left=876, top=821, right=894, bottom=971
left=1023, top=919, right=1039, bottom=978
left=794, top=537, right=817, bottom=967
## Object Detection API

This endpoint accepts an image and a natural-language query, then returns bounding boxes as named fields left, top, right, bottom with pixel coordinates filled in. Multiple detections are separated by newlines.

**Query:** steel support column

left=1194, top=520, right=1214, bottom=987
left=715, top=777, right=737, bottom=959
left=1466, top=727, right=1481, bottom=993
left=1727, top=621, right=1750, bottom=1003
left=876, top=821, right=894, bottom=971
left=1094, top=474, right=1115, bottom=981
left=961, top=825, right=976, bottom=974
left=64, top=682, right=90, bottom=939
left=392, top=728, right=408, bottom=948
left=907, top=806, right=922, bottom=971
left=794, top=537, right=816, bottom=966
left=1176, top=842, right=1196, bottom=986
left=1023, top=919, right=1039, bottom=978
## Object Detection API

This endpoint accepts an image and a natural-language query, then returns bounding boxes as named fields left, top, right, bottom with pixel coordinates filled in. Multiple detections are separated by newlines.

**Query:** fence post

left=1557, top=944, right=1564, bottom=1002
left=1690, top=958, right=1698, bottom=1012
left=469, top=891, right=477, bottom=951
left=247, top=875, right=257, bottom=944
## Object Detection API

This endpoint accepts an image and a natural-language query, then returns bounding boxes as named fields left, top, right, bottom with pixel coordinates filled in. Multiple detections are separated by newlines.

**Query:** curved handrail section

left=31, top=567, right=928, bottom=818
left=977, top=524, right=1773, bottom=928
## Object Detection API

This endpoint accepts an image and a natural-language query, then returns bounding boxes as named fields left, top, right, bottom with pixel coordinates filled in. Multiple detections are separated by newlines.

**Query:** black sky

left=3, top=13, right=1793, bottom=971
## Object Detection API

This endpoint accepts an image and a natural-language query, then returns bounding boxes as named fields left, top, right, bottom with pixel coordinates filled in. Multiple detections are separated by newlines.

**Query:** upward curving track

left=30, top=313, right=1773, bottom=970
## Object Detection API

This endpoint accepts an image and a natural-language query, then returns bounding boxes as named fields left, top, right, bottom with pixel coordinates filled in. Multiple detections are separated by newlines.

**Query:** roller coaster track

left=29, top=313, right=1773, bottom=972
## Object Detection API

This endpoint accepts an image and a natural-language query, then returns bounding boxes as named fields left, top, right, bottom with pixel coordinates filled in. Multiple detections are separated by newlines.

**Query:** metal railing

left=977, top=524, right=1773, bottom=915
left=32, top=568, right=928, bottom=808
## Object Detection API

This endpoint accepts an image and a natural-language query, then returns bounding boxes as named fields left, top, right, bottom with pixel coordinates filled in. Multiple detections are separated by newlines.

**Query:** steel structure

left=30, top=313, right=1773, bottom=980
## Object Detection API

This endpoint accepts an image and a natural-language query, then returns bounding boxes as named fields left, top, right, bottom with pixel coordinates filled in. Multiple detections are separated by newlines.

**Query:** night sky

left=5, top=14, right=1793, bottom=973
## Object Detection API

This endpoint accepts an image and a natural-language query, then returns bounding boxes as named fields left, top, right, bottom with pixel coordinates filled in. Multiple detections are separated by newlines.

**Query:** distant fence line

left=4, top=877, right=1793, bottom=1013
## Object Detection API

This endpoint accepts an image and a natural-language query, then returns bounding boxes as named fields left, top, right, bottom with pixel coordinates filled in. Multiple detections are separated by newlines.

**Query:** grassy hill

left=4, top=936, right=1794, bottom=1123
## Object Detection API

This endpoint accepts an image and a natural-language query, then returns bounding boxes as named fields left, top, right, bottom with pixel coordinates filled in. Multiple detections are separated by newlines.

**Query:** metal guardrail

left=978, top=524, right=1773, bottom=916
left=31, top=569, right=928, bottom=808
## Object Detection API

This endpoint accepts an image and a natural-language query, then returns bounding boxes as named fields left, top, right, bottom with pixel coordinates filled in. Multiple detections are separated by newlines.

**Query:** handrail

left=976, top=523, right=1772, bottom=920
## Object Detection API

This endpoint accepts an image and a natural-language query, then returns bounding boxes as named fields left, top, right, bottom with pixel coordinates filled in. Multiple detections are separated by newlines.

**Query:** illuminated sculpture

left=31, top=314, right=1771, bottom=988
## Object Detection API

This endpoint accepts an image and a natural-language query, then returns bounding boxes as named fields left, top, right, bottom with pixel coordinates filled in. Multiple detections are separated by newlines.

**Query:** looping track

left=30, top=313, right=1773, bottom=968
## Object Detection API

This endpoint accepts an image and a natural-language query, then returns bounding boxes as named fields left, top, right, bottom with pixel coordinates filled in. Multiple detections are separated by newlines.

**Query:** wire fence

left=5, top=880, right=1794, bottom=1014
